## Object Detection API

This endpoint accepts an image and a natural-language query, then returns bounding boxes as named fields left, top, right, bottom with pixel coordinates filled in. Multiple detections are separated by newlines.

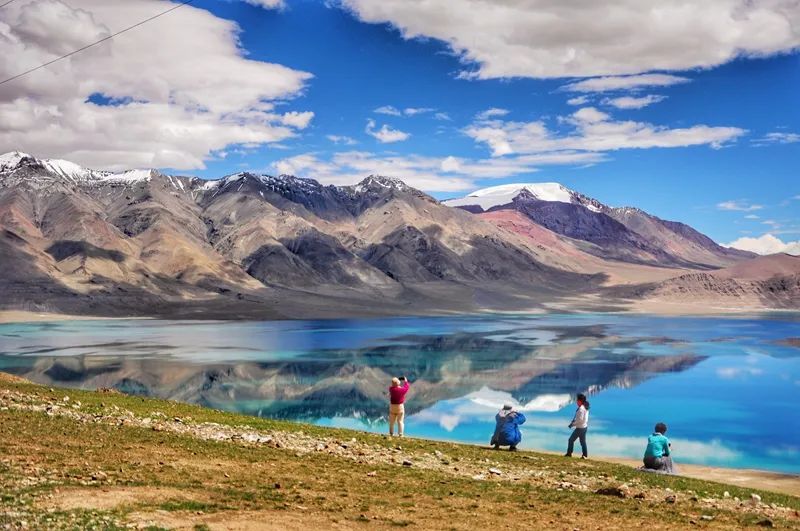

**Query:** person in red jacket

left=388, top=376, right=410, bottom=437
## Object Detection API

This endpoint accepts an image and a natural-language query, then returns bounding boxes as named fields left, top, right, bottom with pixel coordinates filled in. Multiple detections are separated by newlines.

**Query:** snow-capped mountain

left=447, top=181, right=754, bottom=268
left=0, top=151, right=157, bottom=186
left=0, top=151, right=784, bottom=320
left=443, top=182, right=605, bottom=213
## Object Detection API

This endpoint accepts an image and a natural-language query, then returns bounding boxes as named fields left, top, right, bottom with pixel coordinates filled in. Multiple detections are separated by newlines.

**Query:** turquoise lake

left=1, top=313, right=798, bottom=473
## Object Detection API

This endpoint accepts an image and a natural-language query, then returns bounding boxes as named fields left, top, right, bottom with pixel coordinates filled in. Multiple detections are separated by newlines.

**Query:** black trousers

left=567, top=427, right=588, bottom=457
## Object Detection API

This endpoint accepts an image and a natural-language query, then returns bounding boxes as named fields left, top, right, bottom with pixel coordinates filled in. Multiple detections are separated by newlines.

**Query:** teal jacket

left=644, top=433, right=670, bottom=458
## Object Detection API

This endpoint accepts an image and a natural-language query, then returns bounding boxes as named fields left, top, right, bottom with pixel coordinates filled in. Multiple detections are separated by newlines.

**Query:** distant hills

left=0, top=151, right=797, bottom=318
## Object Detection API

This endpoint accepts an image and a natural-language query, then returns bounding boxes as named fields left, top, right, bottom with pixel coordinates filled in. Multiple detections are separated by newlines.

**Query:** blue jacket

left=644, top=433, right=670, bottom=458
left=492, top=411, right=526, bottom=446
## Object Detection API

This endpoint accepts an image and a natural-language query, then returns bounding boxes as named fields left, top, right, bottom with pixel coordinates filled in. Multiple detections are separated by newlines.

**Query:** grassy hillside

left=1, top=373, right=798, bottom=530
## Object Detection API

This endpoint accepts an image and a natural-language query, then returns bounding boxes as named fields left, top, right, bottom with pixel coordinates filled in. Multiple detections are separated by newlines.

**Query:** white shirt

left=571, top=404, right=589, bottom=428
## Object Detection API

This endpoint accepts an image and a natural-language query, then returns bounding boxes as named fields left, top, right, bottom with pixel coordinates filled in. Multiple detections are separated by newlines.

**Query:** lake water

left=1, top=313, right=799, bottom=474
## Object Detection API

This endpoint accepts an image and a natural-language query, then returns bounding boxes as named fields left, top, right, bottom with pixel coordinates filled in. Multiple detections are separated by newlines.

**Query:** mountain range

left=1, top=151, right=797, bottom=319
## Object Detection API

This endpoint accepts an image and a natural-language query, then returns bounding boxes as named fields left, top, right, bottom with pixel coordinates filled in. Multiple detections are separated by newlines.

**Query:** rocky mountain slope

left=445, top=183, right=754, bottom=269
left=621, top=254, right=800, bottom=309
left=0, top=152, right=793, bottom=317
left=0, top=152, right=596, bottom=318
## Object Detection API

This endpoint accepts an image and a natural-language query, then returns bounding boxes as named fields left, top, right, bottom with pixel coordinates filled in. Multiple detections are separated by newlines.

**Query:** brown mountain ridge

left=0, top=152, right=795, bottom=318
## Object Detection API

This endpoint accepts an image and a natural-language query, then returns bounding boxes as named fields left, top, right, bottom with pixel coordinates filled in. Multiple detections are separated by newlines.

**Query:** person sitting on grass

left=491, top=403, right=526, bottom=451
left=642, top=422, right=676, bottom=474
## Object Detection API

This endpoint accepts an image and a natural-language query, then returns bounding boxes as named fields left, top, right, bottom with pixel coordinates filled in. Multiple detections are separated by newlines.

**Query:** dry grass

left=1, top=376, right=798, bottom=530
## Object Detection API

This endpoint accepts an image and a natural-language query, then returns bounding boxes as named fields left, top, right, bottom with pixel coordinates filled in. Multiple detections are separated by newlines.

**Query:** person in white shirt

left=564, top=393, right=590, bottom=459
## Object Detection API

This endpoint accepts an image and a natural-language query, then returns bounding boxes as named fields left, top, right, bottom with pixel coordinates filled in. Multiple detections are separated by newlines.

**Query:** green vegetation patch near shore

left=1, top=374, right=798, bottom=530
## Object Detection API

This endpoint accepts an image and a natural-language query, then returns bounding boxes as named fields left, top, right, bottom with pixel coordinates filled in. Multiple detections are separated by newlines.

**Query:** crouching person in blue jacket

left=491, top=404, right=526, bottom=451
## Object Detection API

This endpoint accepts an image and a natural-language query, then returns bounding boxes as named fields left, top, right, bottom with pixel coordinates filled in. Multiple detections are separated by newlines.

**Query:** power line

left=0, top=0, right=20, bottom=8
left=0, top=0, right=195, bottom=87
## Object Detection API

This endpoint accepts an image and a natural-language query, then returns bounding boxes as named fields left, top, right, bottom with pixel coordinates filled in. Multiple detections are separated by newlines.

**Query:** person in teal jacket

left=643, top=422, right=676, bottom=473
left=491, top=404, right=526, bottom=451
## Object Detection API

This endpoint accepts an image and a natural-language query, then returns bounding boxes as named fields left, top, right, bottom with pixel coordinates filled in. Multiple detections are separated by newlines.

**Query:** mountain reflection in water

left=6, top=327, right=702, bottom=420
left=1, top=314, right=798, bottom=473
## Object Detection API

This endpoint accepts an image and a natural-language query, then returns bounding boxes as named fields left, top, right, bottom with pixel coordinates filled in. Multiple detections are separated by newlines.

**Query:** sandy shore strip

left=600, top=456, right=800, bottom=497
left=0, top=310, right=149, bottom=324
left=504, top=444, right=800, bottom=497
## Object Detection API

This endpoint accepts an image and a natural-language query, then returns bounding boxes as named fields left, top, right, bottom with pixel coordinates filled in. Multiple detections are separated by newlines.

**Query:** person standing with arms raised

left=565, top=393, right=590, bottom=459
left=388, top=376, right=410, bottom=437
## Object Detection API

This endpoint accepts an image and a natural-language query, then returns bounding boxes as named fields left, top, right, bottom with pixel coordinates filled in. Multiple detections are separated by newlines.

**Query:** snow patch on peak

left=0, top=151, right=31, bottom=172
left=42, top=159, right=93, bottom=181
left=353, top=175, right=410, bottom=194
left=444, top=182, right=574, bottom=211
left=0, top=152, right=156, bottom=185
left=444, top=182, right=608, bottom=213
left=105, top=169, right=153, bottom=183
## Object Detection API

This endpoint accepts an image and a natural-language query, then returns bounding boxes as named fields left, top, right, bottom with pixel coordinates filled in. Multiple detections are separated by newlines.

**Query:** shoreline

left=599, top=455, right=800, bottom=497
left=0, top=310, right=144, bottom=324
left=412, top=440, right=800, bottom=497
left=2, top=304, right=799, bottom=325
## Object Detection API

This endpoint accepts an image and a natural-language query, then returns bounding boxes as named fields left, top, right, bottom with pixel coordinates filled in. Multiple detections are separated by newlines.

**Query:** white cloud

left=563, top=74, right=691, bottom=93
left=434, top=112, right=452, bottom=121
left=271, top=149, right=604, bottom=192
left=440, top=155, right=461, bottom=172
left=567, top=96, right=590, bottom=106
left=475, top=107, right=509, bottom=120
left=272, top=151, right=471, bottom=191
left=365, top=119, right=410, bottom=143
left=242, top=0, right=285, bottom=9
left=374, top=105, right=436, bottom=117
left=403, top=107, right=434, bottom=116
left=716, top=366, right=764, bottom=378
left=752, top=132, right=800, bottom=145
left=374, top=105, right=402, bottom=116
left=603, top=95, right=666, bottom=110
left=717, top=200, right=764, bottom=212
left=341, top=0, right=800, bottom=79
left=465, top=107, right=745, bottom=157
left=744, top=214, right=760, bottom=219
left=0, top=0, right=311, bottom=170
left=326, top=134, right=358, bottom=145
left=571, top=107, right=609, bottom=123
left=725, top=234, right=800, bottom=255
left=273, top=153, right=333, bottom=177
left=281, top=111, right=314, bottom=129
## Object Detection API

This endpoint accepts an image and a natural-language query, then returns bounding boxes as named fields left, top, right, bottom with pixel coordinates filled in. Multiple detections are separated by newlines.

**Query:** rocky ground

left=0, top=373, right=798, bottom=530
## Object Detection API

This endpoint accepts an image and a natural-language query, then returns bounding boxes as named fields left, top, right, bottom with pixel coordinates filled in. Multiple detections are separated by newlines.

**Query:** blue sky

left=0, top=0, right=798, bottom=250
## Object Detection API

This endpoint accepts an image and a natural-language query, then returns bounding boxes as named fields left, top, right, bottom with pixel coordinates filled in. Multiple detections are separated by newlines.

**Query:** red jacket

left=389, top=381, right=409, bottom=404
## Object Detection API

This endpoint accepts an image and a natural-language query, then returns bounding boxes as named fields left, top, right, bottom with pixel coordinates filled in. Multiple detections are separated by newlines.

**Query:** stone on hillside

left=595, top=486, right=626, bottom=498
left=488, top=468, right=502, bottom=475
